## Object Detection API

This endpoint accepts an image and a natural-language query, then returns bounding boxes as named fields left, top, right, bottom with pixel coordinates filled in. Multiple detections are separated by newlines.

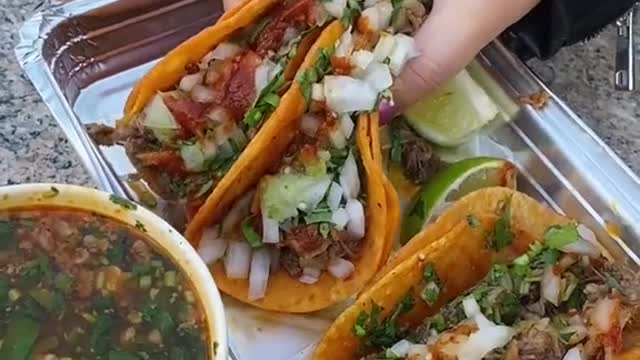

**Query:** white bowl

left=0, top=183, right=228, bottom=360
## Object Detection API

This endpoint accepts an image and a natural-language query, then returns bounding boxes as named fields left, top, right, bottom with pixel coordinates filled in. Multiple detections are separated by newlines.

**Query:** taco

left=313, top=188, right=640, bottom=360
left=89, top=0, right=345, bottom=217
left=186, top=0, right=429, bottom=311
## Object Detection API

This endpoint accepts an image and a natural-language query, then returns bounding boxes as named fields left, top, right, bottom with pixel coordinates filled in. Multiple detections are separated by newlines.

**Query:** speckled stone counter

left=1, top=1, right=639, bottom=187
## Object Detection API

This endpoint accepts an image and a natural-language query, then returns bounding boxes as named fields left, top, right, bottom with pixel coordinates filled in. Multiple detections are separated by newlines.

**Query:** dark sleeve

left=502, top=0, right=637, bottom=60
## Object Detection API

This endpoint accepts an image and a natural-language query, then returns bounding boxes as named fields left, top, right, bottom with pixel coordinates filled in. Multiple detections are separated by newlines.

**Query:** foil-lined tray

left=15, top=1, right=640, bottom=359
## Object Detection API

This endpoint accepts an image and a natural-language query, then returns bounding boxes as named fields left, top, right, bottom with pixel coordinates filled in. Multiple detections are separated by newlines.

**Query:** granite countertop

left=1, top=1, right=639, bottom=187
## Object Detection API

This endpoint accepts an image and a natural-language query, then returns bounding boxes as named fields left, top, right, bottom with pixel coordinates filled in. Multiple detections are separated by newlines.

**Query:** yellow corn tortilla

left=313, top=188, right=575, bottom=359
left=185, top=23, right=393, bottom=312
left=122, top=0, right=280, bottom=123
left=372, top=187, right=573, bottom=286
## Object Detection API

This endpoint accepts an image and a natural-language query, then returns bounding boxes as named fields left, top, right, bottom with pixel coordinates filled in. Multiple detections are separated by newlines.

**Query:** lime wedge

left=400, top=157, right=516, bottom=244
left=404, top=69, right=499, bottom=147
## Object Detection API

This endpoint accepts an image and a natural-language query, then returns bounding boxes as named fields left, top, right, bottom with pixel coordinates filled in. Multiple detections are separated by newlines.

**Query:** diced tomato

left=254, top=0, right=315, bottom=55
left=137, top=151, right=186, bottom=174
left=163, top=96, right=209, bottom=137
left=222, top=51, right=262, bottom=120
left=299, top=143, right=319, bottom=164
left=331, top=55, right=352, bottom=75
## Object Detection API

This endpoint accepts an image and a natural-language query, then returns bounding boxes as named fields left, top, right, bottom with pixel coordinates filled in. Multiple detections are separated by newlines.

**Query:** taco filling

left=195, top=2, right=424, bottom=300
left=91, top=0, right=343, bottom=204
left=353, top=224, right=640, bottom=360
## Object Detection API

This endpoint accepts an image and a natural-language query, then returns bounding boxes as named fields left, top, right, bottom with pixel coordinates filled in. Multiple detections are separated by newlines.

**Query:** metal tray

left=16, top=1, right=640, bottom=359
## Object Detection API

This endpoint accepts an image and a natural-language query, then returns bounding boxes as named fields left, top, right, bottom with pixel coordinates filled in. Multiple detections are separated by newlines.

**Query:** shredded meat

left=505, top=321, right=566, bottom=360
left=393, top=119, right=441, bottom=184
left=254, top=0, right=315, bottom=56
left=285, top=225, right=329, bottom=259
left=221, top=51, right=262, bottom=120
left=331, top=56, right=352, bottom=75
left=162, top=96, right=209, bottom=137
left=280, top=248, right=303, bottom=277
left=136, top=151, right=186, bottom=175
left=86, top=123, right=118, bottom=146
left=74, top=269, right=95, bottom=299
left=130, top=240, right=152, bottom=264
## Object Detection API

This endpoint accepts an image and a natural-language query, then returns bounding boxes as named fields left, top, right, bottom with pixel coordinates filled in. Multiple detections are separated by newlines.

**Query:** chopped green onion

left=421, top=282, right=440, bottom=306
left=241, top=218, right=262, bottom=249
left=8, top=289, right=21, bottom=302
left=164, top=271, right=177, bottom=288
left=304, top=209, right=333, bottom=224
left=139, top=276, right=152, bottom=289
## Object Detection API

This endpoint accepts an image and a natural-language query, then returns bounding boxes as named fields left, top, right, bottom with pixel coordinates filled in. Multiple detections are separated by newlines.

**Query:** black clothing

left=506, top=0, right=638, bottom=60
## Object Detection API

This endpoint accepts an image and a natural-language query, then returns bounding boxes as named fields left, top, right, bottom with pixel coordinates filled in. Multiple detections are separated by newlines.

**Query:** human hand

left=221, top=0, right=540, bottom=113
left=392, top=0, right=540, bottom=111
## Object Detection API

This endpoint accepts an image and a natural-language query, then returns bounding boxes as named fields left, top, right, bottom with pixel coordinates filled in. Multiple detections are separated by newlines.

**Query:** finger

left=392, top=0, right=540, bottom=110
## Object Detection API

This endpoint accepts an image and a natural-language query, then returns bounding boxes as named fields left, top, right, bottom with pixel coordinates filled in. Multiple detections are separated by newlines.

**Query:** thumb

left=392, top=0, right=540, bottom=111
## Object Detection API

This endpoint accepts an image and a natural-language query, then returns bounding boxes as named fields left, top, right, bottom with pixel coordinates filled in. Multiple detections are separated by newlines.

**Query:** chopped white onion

left=577, top=224, right=597, bottom=244
left=340, top=151, right=360, bottom=199
left=561, top=238, right=601, bottom=258
left=300, top=113, right=322, bottom=137
left=206, top=106, right=232, bottom=124
left=351, top=50, right=375, bottom=74
left=327, top=182, right=344, bottom=210
left=360, top=61, right=393, bottom=93
left=144, top=94, right=178, bottom=129
left=283, top=27, right=300, bottom=44
left=386, top=340, right=413, bottom=358
left=299, top=267, right=321, bottom=284
left=248, top=248, right=271, bottom=301
left=312, top=83, right=326, bottom=102
left=346, top=199, right=365, bottom=240
left=191, top=84, right=216, bottom=103
left=373, top=32, right=396, bottom=62
left=324, top=76, right=378, bottom=113
left=211, top=42, right=242, bottom=60
left=262, top=211, right=280, bottom=244
left=360, top=1, right=393, bottom=32
left=198, top=226, right=228, bottom=264
left=338, top=114, right=355, bottom=139
left=389, top=34, right=419, bottom=76
left=408, top=345, right=429, bottom=358
left=221, top=191, right=254, bottom=235
left=224, top=241, right=251, bottom=279
left=590, top=297, right=619, bottom=333
left=457, top=296, right=515, bottom=360
left=331, top=207, right=349, bottom=231
left=255, top=60, right=279, bottom=96
left=323, top=0, right=347, bottom=20
left=179, top=72, right=204, bottom=92
left=328, top=258, right=355, bottom=280
left=329, top=126, right=347, bottom=149
left=364, top=0, right=377, bottom=7
left=562, top=346, right=584, bottom=360
left=334, top=27, right=354, bottom=57
left=542, top=266, right=562, bottom=306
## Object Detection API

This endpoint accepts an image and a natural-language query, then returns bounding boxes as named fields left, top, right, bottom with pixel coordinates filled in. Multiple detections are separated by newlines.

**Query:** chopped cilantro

left=466, top=214, right=480, bottom=228
left=544, top=224, right=579, bottom=249
left=353, top=293, right=415, bottom=348
left=341, top=0, right=362, bottom=27
left=20, top=256, right=52, bottom=288
left=488, top=197, right=514, bottom=251
left=297, top=46, right=335, bottom=106
left=241, top=218, right=263, bottom=249
left=90, top=314, right=113, bottom=355
left=389, top=120, right=403, bottom=163
left=107, top=233, right=127, bottom=266
left=109, top=194, right=138, bottom=210
left=135, top=220, right=147, bottom=233
left=391, top=0, right=404, bottom=23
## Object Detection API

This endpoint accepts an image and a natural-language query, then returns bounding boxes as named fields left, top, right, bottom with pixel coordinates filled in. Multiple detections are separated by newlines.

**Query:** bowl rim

left=0, top=183, right=228, bottom=359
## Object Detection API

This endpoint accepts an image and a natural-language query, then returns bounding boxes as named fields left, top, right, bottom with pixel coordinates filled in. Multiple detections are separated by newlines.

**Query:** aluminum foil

left=15, top=0, right=640, bottom=359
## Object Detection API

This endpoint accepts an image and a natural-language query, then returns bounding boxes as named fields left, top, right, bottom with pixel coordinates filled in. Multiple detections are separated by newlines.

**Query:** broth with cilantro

left=0, top=208, right=209, bottom=360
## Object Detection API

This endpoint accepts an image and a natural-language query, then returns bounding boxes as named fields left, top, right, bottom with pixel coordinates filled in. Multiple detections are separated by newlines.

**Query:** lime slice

left=400, top=157, right=516, bottom=244
left=404, top=69, right=499, bottom=147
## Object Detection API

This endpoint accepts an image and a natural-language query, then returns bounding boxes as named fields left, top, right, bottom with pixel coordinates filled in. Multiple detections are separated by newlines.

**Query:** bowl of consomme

left=0, top=184, right=227, bottom=360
